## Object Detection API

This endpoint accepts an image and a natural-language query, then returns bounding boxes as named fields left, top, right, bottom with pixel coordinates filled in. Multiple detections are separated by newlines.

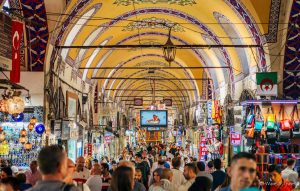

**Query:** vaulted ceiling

left=48, top=0, right=277, bottom=109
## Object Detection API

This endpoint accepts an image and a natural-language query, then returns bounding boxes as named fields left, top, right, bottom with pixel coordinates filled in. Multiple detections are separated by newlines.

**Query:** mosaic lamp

left=30, top=116, right=37, bottom=125
left=19, top=136, right=26, bottom=144
left=24, top=141, right=32, bottom=151
left=28, top=123, right=34, bottom=132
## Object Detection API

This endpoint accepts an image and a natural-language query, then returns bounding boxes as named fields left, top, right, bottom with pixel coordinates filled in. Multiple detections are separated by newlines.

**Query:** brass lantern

left=30, top=116, right=37, bottom=125
left=19, top=136, right=26, bottom=144
left=28, top=123, right=34, bottom=132
left=6, top=96, right=25, bottom=115
left=20, top=128, right=27, bottom=136
left=163, top=28, right=176, bottom=66
left=24, top=141, right=32, bottom=151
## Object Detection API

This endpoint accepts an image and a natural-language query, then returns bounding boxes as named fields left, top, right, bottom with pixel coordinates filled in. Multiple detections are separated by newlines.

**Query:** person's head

left=111, top=166, right=134, bottom=191
left=135, top=154, right=142, bottom=162
left=161, top=168, right=173, bottom=181
left=30, top=160, right=38, bottom=173
left=183, top=163, right=197, bottom=180
left=92, top=159, right=98, bottom=165
left=76, top=156, right=85, bottom=171
left=65, top=158, right=76, bottom=184
left=1, top=167, right=12, bottom=179
left=101, top=163, right=110, bottom=175
left=172, top=157, right=181, bottom=169
left=91, top=163, right=101, bottom=175
left=197, top=161, right=205, bottom=172
left=85, top=159, right=92, bottom=170
left=287, top=159, right=295, bottom=168
left=268, top=165, right=282, bottom=184
left=16, top=173, right=26, bottom=184
left=228, top=152, right=257, bottom=190
left=0, top=177, right=19, bottom=191
left=153, top=168, right=163, bottom=184
left=207, top=161, right=214, bottom=170
left=192, top=176, right=212, bottom=191
left=213, top=158, right=222, bottom=170
left=38, top=145, right=67, bottom=180
left=135, top=168, right=142, bottom=182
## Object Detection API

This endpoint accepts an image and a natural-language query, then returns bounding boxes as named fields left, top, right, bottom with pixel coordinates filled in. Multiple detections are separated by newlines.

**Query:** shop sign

left=230, top=132, right=241, bottom=146
left=54, top=120, right=62, bottom=138
left=84, top=144, right=93, bottom=157
left=199, top=136, right=208, bottom=160
left=207, top=101, right=212, bottom=125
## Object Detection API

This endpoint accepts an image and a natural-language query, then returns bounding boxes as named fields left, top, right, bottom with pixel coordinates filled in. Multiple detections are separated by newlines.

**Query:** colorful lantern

left=12, top=113, right=24, bottom=122
left=20, top=128, right=27, bottom=136
left=28, top=123, right=34, bottom=132
left=24, top=141, right=32, bottom=151
left=0, top=99, right=8, bottom=113
left=19, top=136, right=26, bottom=144
left=30, top=116, right=37, bottom=125
left=6, top=96, right=25, bottom=115
left=35, top=124, right=45, bottom=135
left=0, top=133, right=5, bottom=142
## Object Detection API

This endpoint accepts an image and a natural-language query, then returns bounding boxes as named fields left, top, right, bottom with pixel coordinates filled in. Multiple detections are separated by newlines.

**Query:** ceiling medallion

left=114, top=0, right=196, bottom=6
left=123, top=17, right=184, bottom=32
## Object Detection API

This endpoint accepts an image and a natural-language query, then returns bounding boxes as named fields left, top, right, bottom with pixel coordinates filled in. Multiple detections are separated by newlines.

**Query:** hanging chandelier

left=163, top=27, right=176, bottom=66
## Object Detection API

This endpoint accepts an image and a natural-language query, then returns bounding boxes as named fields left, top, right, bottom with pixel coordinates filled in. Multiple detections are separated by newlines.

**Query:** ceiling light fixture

left=163, top=27, right=176, bottom=67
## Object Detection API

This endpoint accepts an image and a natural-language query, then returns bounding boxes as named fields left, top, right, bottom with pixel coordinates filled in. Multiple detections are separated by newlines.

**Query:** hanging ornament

left=20, top=128, right=27, bottom=136
left=0, top=133, right=5, bottom=142
left=35, top=124, right=45, bottom=135
left=24, top=141, right=32, bottom=151
left=19, top=136, right=26, bottom=144
left=30, top=116, right=37, bottom=125
left=27, top=123, right=34, bottom=132
left=12, top=113, right=24, bottom=122
left=6, top=96, right=25, bottom=115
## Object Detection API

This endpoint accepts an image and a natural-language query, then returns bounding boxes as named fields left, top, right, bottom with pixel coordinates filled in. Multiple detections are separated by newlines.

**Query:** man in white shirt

left=86, top=163, right=102, bottom=191
left=196, top=161, right=213, bottom=182
left=177, top=163, right=196, bottom=191
left=282, top=159, right=298, bottom=186
left=171, top=157, right=186, bottom=187
left=73, top=157, right=90, bottom=181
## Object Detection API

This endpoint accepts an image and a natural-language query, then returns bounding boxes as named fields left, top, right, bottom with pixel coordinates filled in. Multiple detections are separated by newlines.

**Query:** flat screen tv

left=140, top=110, right=168, bottom=127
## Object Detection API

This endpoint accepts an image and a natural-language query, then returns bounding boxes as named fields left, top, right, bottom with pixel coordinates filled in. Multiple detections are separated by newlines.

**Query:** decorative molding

left=265, top=0, right=281, bottom=43
left=113, top=0, right=196, bottom=6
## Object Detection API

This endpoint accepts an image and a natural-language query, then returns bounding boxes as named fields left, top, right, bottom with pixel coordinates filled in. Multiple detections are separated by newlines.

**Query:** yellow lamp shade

left=20, top=128, right=27, bottom=136
left=19, top=136, right=26, bottom=144
left=30, top=116, right=37, bottom=125
left=24, top=141, right=32, bottom=151
left=28, top=123, right=34, bottom=132
left=7, top=96, right=25, bottom=115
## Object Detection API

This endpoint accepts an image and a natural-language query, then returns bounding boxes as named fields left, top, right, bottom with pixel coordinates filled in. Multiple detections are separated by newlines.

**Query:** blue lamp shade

left=35, top=124, right=45, bottom=134
left=11, top=113, right=24, bottom=122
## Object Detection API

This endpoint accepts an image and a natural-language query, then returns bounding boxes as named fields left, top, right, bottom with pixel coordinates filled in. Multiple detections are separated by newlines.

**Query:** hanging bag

left=266, top=107, right=276, bottom=131
left=254, top=106, right=264, bottom=131
left=292, top=105, right=300, bottom=138
left=245, top=128, right=255, bottom=139
left=246, top=105, right=255, bottom=128
left=279, top=104, right=292, bottom=131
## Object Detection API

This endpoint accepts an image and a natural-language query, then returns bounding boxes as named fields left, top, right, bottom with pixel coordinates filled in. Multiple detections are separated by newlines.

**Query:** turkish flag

left=10, top=20, right=23, bottom=83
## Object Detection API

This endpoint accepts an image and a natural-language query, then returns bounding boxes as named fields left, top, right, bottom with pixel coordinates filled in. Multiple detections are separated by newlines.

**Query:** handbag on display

left=292, top=105, right=300, bottom=138
left=246, top=105, right=255, bottom=128
left=266, top=108, right=276, bottom=131
left=278, top=129, right=292, bottom=141
left=245, top=128, right=255, bottom=139
left=278, top=104, right=293, bottom=131
left=254, top=107, right=264, bottom=131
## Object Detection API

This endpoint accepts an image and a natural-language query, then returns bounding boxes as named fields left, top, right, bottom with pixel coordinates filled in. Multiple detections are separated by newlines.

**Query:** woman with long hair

left=149, top=168, right=163, bottom=191
left=111, top=166, right=134, bottom=191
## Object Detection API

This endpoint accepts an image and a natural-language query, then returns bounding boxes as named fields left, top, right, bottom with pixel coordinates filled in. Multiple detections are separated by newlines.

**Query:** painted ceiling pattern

left=47, top=0, right=279, bottom=108
left=123, top=17, right=185, bottom=32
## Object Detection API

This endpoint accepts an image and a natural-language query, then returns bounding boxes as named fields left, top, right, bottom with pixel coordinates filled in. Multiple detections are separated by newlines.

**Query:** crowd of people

left=0, top=143, right=299, bottom=191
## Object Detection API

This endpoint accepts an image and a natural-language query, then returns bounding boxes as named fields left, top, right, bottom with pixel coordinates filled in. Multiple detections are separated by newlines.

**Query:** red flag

left=10, top=20, right=23, bottom=83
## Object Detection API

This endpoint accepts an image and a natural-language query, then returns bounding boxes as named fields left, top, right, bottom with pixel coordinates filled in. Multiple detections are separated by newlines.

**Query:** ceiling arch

left=49, top=0, right=272, bottom=107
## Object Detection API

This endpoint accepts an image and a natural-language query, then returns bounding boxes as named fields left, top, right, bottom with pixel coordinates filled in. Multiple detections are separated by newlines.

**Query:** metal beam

left=115, top=95, right=188, bottom=97
left=105, top=89, right=195, bottom=91
left=92, top=77, right=210, bottom=81
left=56, top=44, right=261, bottom=49
left=79, top=66, right=230, bottom=70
